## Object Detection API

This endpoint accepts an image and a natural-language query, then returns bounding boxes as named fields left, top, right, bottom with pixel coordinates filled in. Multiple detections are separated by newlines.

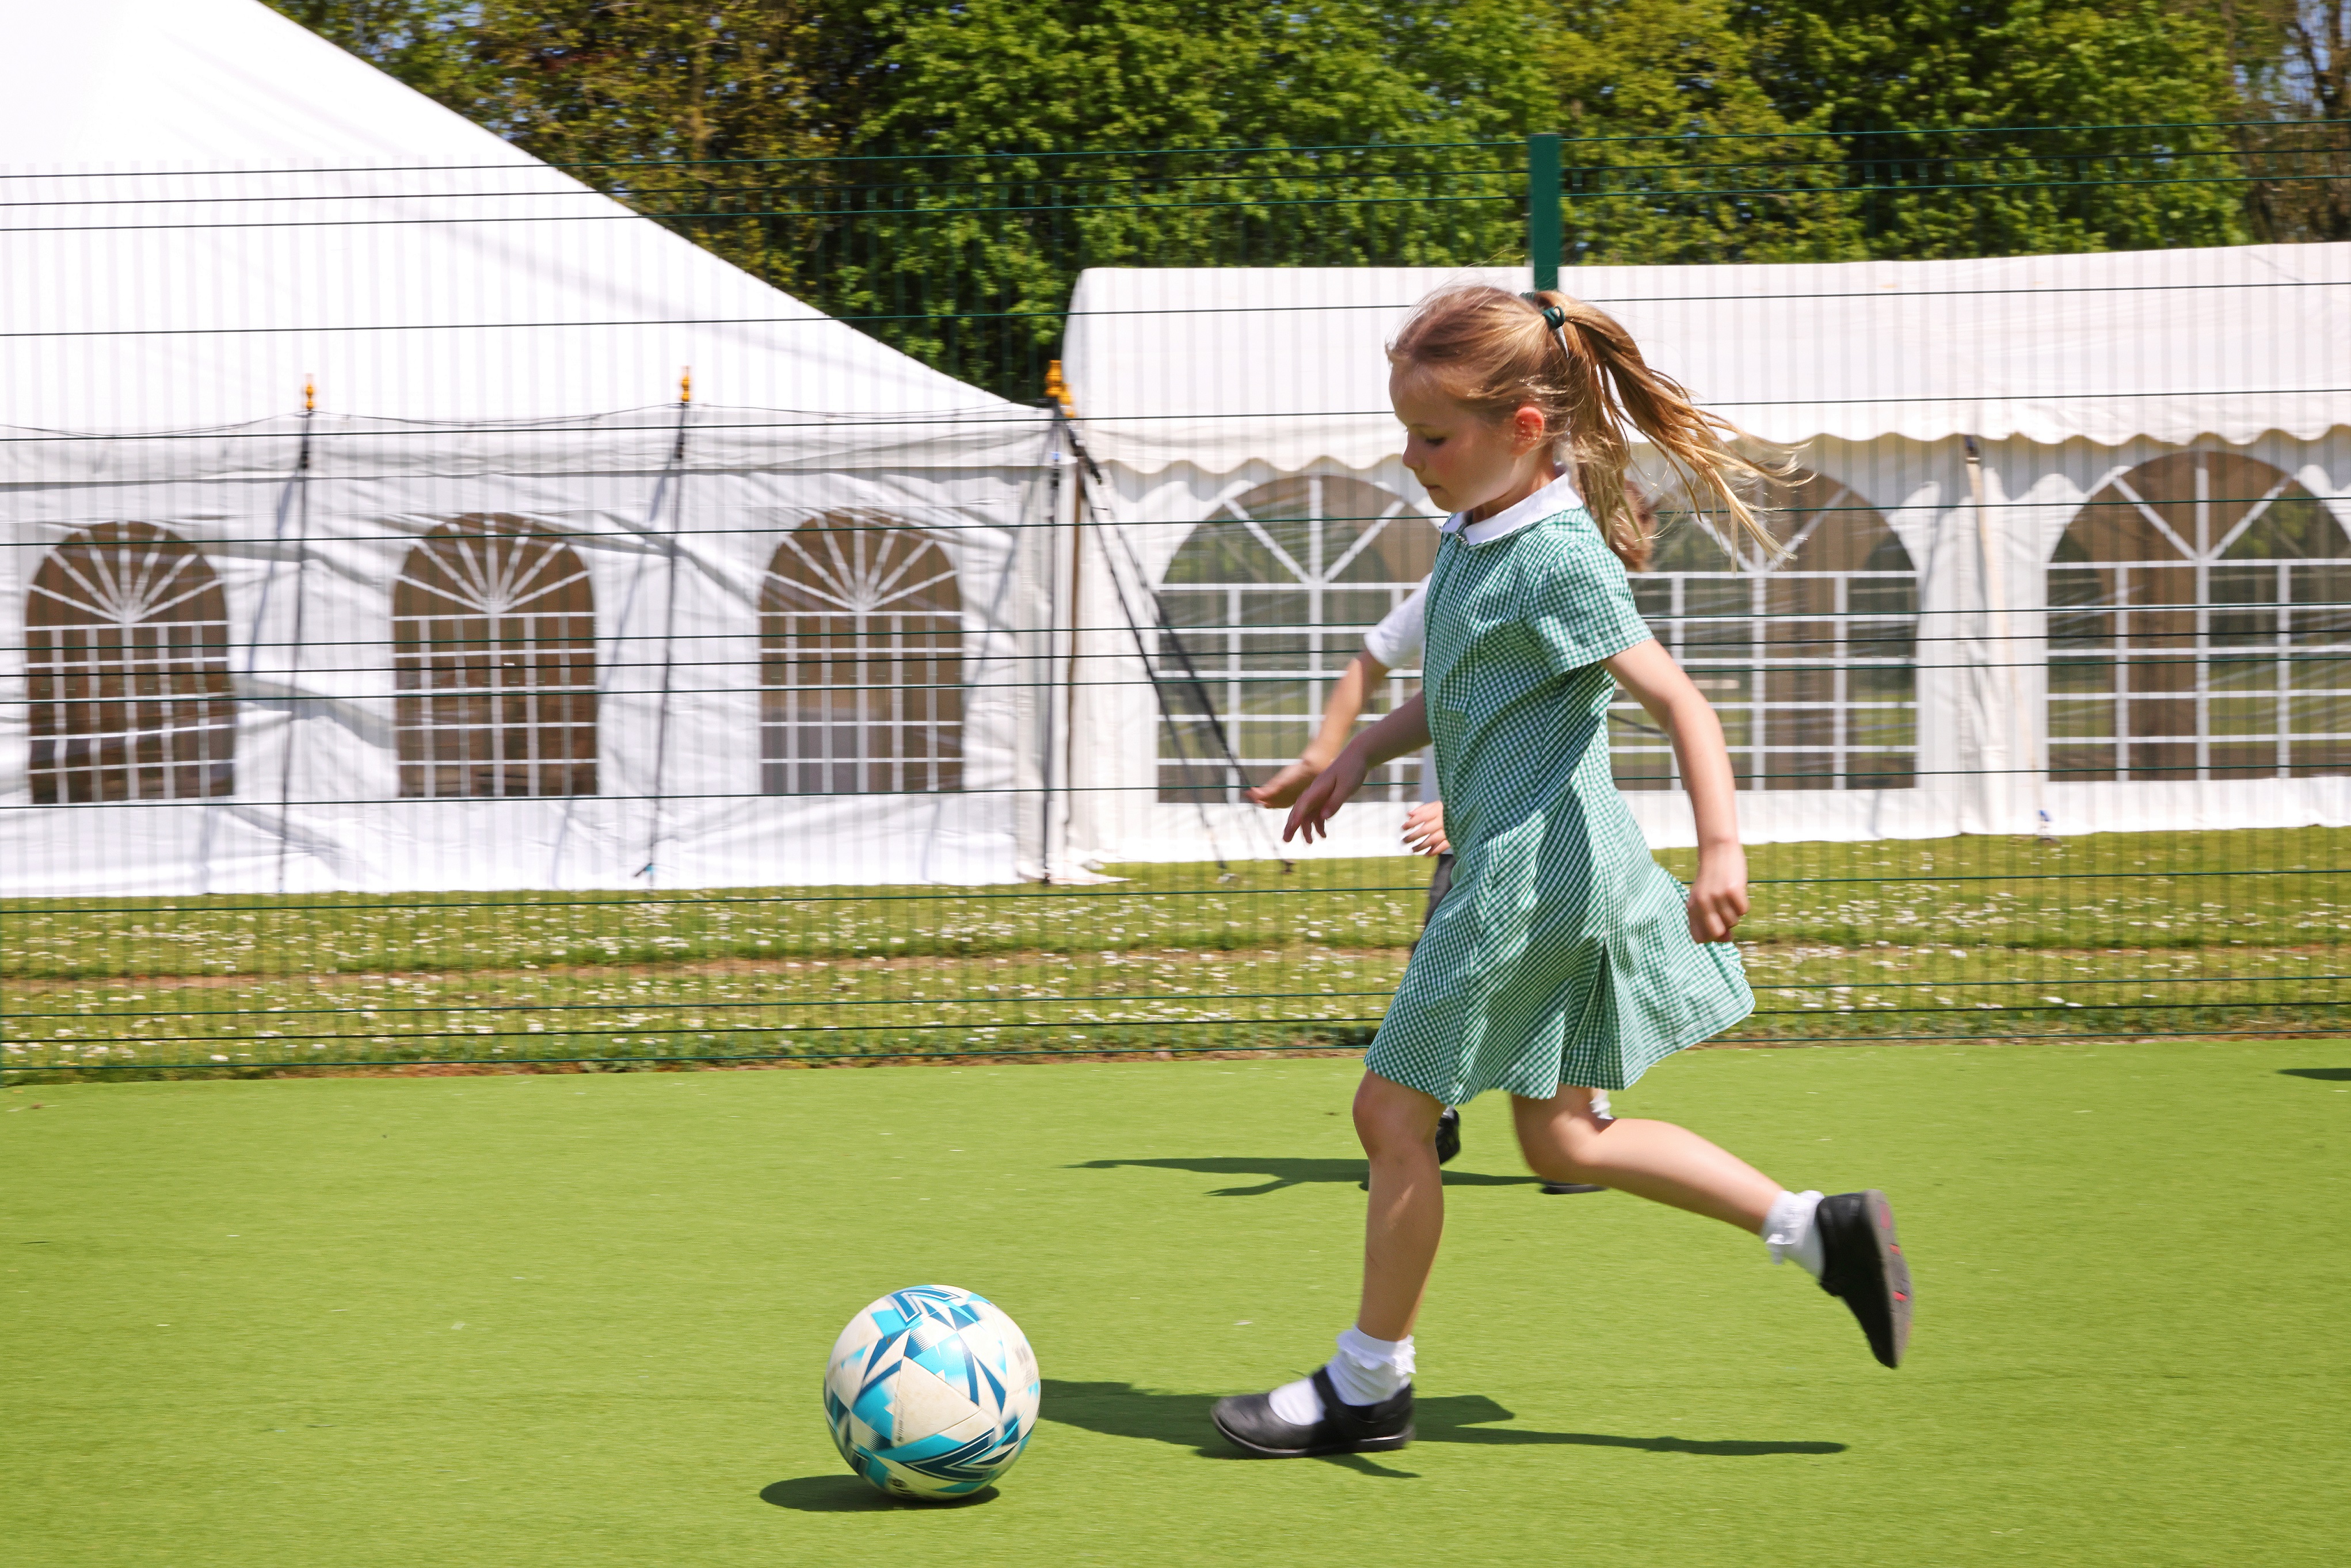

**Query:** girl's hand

left=1284, top=751, right=1369, bottom=844
left=1603, top=640, right=1747, bottom=945
left=1687, top=844, right=1749, bottom=943
left=1246, top=757, right=1323, bottom=809
left=1401, top=800, right=1450, bottom=856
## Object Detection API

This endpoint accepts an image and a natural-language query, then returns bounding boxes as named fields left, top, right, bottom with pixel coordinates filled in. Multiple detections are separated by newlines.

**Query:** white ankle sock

left=1763, top=1189, right=1826, bottom=1277
left=1328, top=1326, right=1415, bottom=1405
left=1266, top=1376, right=1321, bottom=1424
left=1264, top=1326, right=1416, bottom=1425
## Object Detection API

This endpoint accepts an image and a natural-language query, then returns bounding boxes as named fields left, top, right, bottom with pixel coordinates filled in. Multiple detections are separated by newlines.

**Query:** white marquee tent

left=0, top=0, right=1058, bottom=896
left=10, top=0, right=2349, bottom=895
left=1059, top=254, right=2351, bottom=863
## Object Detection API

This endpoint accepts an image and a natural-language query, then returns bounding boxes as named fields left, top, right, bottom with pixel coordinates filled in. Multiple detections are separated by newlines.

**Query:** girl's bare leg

left=1352, top=1071, right=1446, bottom=1341
left=1511, top=1085, right=1781, bottom=1231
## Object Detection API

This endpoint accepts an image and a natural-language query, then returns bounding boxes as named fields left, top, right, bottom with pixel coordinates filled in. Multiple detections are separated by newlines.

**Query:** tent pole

left=1060, top=440, right=1084, bottom=880
left=640, top=372, right=692, bottom=887
left=1966, top=434, right=2030, bottom=835
left=273, top=391, right=314, bottom=894
left=1039, top=410, right=1066, bottom=883
left=238, top=380, right=314, bottom=896
left=1043, top=386, right=1086, bottom=883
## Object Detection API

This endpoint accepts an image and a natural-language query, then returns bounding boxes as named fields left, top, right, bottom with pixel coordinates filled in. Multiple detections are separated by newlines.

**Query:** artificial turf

left=2, top=1037, right=2344, bottom=1566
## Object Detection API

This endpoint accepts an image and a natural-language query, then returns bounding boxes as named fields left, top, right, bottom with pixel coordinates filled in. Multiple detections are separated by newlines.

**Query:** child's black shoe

left=1816, top=1189, right=1912, bottom=1367
left=1211, top=1368, right=1415, bottom=1458
left=1434, top=1106, right=1462, bottom=1165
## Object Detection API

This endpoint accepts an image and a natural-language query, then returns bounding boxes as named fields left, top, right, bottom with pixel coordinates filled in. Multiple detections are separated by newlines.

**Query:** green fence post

left=1528, top=132, right=1561, bottom=290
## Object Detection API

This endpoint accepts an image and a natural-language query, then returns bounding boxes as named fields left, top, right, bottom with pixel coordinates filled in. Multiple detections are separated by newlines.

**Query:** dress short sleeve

left=1525, top=522, right=1654, bottom=672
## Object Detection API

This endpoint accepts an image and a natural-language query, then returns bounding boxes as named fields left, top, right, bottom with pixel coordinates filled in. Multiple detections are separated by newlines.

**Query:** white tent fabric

left=0, top=415, right=1057, bottom=895
left=0, top=0, right=1056, bottom=896
left=1059, top=258, right=2351, bottom=864
left=0, top=0, right=1003, bottom=429
left=1063, top=251, right=2351, bottom=474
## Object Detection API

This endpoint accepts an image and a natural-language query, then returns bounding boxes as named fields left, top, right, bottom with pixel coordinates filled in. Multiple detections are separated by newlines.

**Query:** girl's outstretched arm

left=1248, top=651, right=1389, bottom=808
left=1604, top=639, right=1748, bottom=942
left=1283, top=692, right=1432, bottom=844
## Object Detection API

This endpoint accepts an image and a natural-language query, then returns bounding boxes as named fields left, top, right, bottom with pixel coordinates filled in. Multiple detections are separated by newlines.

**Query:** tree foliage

left=2171, top=0, right=2351, bottom=240
left=272, top=1, right=879, bottom=161
left=1546, top=0, right=1854, bottom=263
left=1739, top=0, right=2249, bottom=254
left=262, top=0, right=2331, bottom=394
left=270, top=0, right=505, bottom=110
left=801, top=1, right=1562, bottom=386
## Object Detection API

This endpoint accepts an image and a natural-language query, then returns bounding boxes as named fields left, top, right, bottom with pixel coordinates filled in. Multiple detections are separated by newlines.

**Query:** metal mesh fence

left=6, top=120, right=2351, bottom=1079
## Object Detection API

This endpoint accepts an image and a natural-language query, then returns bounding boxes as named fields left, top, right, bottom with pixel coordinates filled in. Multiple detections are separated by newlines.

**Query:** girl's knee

left=1518, top=1132, right=1601, bottom=1184
left=1353, top=1072, right=1442, bottom=1158
left=1510, top=1087, right=1614, bottom=1178
left=1556, top=1121, right=1611, bottom=1173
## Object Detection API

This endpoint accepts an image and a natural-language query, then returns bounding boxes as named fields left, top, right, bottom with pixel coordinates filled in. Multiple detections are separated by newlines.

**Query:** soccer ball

left=824, top=1285, right=1040, bottom=1501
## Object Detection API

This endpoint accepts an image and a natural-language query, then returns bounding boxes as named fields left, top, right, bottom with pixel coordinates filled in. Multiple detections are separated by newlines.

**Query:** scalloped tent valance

left=1062, top=249, right=2351, bottom=475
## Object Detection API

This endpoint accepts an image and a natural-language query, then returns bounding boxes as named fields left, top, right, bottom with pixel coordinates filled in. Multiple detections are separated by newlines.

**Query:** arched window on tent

left=2047, top=451, right=2350, bottom=783
left=1624, top=473, right=1918, bottom=791
left=392, top=518, right=597, bottom=798
left=26, top=522, right=235, bottom=803
left=1154, top=475, right=1436, bottom=804
left=761, top=513, right=964, bottom=795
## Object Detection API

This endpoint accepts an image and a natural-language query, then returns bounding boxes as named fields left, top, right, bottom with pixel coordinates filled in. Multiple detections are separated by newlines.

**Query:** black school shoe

left=1434, top=1106, right=1462, bottom=1165
left=1816, top=1189, right=1913, bottom=1368
left=1211, top=1367, right=1415, bottom=1458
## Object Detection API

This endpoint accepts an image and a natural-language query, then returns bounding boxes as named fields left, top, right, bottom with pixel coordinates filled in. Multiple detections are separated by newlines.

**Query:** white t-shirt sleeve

left=1360, top=578, right=1430, bottom=669
left=1359, top=578, right=1440, bottom=805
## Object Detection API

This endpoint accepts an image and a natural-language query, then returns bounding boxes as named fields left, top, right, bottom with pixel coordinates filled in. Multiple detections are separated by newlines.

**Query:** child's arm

left=1401, top=799, right=1448, bottom=856
left=1283, top=693, right=1431, bottom=844
left=1603, top=639, right=1749, bottom=943
left=1248, top=651, right=1390, bottom=808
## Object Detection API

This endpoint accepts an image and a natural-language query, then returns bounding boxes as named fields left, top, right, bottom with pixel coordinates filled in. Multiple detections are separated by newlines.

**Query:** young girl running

left=1211, top=286, right=1912, bottom=1459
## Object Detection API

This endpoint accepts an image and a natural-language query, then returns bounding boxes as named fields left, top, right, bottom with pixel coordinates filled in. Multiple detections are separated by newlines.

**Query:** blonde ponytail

left=1389, top=285, right=1783, bottom=571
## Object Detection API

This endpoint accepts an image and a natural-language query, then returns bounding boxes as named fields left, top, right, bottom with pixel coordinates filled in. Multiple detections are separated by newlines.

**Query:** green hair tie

left=1520, top=292, right=1567, bottom=330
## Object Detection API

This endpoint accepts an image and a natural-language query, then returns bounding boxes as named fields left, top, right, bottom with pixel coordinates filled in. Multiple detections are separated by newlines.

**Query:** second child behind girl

left=1211, top=286, right=1914, bottom=1459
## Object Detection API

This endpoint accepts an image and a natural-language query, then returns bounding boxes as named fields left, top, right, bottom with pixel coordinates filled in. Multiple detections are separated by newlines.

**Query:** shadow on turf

left=760, top=1475, right=1000, bottom=1512
left=2280, top=1067, right=2351, bottom=1081
left=1039, top=1379, right=1845, bottom=1472
left=1070, top=1156, right=1544, bottom=1196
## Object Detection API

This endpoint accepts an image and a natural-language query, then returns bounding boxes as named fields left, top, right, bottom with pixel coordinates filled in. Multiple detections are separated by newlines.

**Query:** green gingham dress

left=1363, top=499, right=1752, bottom=1101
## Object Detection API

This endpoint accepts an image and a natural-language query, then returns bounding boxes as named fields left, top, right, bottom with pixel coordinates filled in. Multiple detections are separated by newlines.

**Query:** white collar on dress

left=1437, top=471, right=1586, bottom=545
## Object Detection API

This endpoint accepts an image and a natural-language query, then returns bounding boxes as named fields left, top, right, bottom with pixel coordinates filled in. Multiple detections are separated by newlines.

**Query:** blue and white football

left=823, top=1285, right=1041, bottom=1501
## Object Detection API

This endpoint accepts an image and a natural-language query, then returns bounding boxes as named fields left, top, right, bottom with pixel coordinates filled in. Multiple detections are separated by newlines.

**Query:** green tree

left=857, top=0, right=1560, bottom=154
left=468, top=1, right=874, bottom=164
left=268, top=2, right=881, bottom=160
left=264, top=2, right=1567, bottom=391
left=818, top=0, right=1562, bottom=392
left=1740, top=0, right=2249, bottom=254
left=267, top=0, right=504, bottom=111
left=2174, top=0, right=2351, bottom=241
left=264, top=0, right=2288, bottom=395
left=1548, top=0, right=1858, bottom=264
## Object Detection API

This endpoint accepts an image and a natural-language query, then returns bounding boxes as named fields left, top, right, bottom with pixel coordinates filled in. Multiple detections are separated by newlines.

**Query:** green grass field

left=4, top=1037, right=2344, bottom=1565
left=7, top=827, right=2351, bottom=1073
